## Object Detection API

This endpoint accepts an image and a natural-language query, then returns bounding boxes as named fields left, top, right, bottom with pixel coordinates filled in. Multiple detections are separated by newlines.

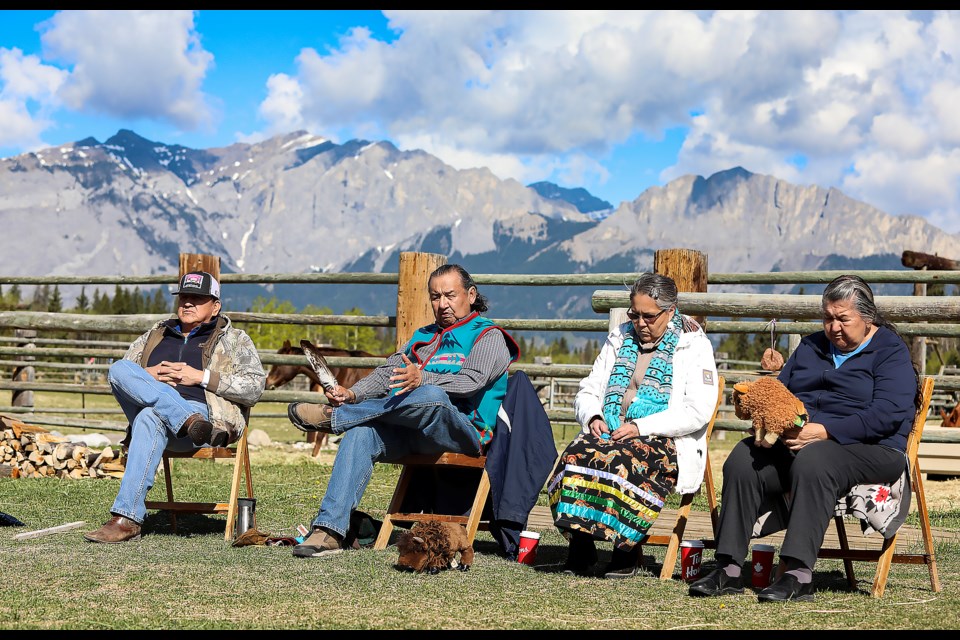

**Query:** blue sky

left=2, top=10, right=960, bottom=232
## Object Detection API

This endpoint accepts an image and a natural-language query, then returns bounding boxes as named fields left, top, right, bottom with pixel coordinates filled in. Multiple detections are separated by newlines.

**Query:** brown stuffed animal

left=395, top=521, right=474, bottom=574
left=732, top=377, right=808, bottom=446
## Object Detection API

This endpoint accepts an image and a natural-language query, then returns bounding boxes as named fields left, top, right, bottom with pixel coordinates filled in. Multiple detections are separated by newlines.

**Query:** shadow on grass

left=142, top=511, right=230, bottom=538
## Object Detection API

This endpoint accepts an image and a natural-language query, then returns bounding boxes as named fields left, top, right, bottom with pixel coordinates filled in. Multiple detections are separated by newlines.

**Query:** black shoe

left=688, top=568, right=745, bottom=597
left=757, top=573, right=815, bottom=602
left=562, top=533, right=598, bottom=576
left=602, top=546, right=642, bottom=579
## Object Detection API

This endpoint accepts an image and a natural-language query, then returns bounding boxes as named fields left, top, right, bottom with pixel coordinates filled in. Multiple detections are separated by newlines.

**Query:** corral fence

left=2, top=249, right=960, bottom=451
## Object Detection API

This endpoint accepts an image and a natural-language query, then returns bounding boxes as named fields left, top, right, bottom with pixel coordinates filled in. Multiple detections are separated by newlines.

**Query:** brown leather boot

left=84, top=516, right=142, bottom=543
left=181, top=413, right=227, bottom=447
left=287, top=403, right=334, bottom=433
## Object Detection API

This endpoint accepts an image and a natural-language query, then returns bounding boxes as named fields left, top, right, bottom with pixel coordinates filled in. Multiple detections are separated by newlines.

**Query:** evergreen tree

left=75, top=286, right=90, bottom=312
left=131, top=287, right=144, bottom=314
left=30, top=284, right=50, bottom=311
left=151, top=288, right=169, bottom=313
left=48, top=285, right=63, bottom=313
left=112, top=285, right=128, bottom=314
left=8, top=284, right=21, bottom=309
left=93, top=288, right=112, bottom=314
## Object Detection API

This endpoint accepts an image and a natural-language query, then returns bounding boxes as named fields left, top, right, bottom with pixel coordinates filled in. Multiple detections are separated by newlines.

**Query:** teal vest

left=404, top=312, right=518, bottom=446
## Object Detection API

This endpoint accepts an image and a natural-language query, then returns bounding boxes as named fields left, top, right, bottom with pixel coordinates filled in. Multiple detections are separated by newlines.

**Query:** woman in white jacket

left=548, top=273, right=718, bottom=578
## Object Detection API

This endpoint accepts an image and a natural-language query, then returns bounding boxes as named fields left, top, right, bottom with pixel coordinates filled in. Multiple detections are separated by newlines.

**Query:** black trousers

left=714, top=436, right=906, bottom=570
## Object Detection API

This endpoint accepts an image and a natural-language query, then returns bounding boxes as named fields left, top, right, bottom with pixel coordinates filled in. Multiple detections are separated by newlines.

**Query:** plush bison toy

left=732, top=377, right=808, bottom=446
left=395, top=521, right=474, bottom=574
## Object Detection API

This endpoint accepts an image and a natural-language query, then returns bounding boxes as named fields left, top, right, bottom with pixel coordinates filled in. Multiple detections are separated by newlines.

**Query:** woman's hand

left=588, top=416, right=609, bottom=439
left=782, top=422, right=828, bottom=451
left=389, top=353, right=423, bottom=395
left=611, top=421, right=640, bottom=442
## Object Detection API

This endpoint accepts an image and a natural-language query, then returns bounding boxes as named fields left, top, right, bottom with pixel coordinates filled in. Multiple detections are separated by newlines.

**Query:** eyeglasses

left=626, top=308, right=669, bottom=323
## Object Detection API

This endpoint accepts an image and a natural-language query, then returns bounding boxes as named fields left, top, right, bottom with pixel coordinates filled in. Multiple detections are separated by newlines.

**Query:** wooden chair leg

left=374, top=466, right=415, bottom=550
left=660, top=491, right=694, bottom=580
left=704, top=455, right=720, bottom=537
left=911, top=460, right=941, bottom=593
left=833, top=515, right=857, bottom=589
left=161, top=455, right=178, bottom=533
left=224, top=434, right=248, bottom=541
left=870, top=535, right=897, bottom=597
left=464, top=470, right=491, bottom=545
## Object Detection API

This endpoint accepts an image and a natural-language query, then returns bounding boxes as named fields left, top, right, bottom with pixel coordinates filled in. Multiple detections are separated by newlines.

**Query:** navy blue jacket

left=777, top=325, right=917, bottom=451
left=485, top=370, right=558, bottom=557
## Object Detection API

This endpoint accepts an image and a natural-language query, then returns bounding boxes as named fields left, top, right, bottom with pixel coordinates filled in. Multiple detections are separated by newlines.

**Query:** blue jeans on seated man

left=311, top=384, right=482, bottom=538
left=107, top=359, right=208, bottom=524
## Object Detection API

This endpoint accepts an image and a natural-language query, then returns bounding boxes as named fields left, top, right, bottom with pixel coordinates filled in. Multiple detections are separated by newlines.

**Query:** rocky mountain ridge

left=1, top=129, right=956, bottom=317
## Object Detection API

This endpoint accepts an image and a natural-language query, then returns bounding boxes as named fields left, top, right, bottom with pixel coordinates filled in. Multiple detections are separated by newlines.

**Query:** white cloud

left=257, top=73, right=305, bottom=135
left=0, top=47, right=67, bottom=149
left=40, top=10, right=215, bottom=130
left=843, top=149, right=960, bottom=231
left=253, top=10, right=960, bottom=231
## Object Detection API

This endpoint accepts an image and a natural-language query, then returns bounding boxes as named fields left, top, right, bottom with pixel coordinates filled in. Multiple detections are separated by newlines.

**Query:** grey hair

left=630, top=273, right=679, bottom=311
left=822, top=275, right=882, bottom=323
left=823, top=275, right=919, bottom=405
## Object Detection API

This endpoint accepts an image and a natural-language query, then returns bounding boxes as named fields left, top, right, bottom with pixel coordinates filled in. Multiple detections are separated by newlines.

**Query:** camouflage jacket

left=123, top=315, right=265, bottom=444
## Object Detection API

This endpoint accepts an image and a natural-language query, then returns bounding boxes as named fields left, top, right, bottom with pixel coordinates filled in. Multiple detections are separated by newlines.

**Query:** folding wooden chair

left=647, top=375, right=724, bottom=579
left=372, top=452, right=490, bottom=550
left=145, top=428, right=255, bottom=541
left=815, top=376, right=938, bottom=597
left=704, top=376, right=939, bottom=597
left=142, top=251, right=256, bottom=541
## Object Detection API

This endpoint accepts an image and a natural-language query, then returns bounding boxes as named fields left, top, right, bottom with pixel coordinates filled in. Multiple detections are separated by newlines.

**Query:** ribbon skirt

left=548, top=432, right=678, bottom=550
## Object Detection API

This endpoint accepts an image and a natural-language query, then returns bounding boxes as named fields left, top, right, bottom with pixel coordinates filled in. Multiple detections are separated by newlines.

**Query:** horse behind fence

left=265, top=340, right=387, bottom=454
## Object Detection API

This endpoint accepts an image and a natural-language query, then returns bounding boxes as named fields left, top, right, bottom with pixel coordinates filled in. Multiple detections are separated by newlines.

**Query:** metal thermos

left=236, top=497, right=256, bottom=536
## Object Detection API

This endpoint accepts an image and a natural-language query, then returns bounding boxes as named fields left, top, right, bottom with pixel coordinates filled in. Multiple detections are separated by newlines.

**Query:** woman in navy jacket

left=689, top=275, right=919, bottom=603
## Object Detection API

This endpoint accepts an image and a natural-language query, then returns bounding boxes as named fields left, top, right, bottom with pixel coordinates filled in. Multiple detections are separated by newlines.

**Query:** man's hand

left=325, top=384, right=356, bottom=407
left=389, top=354, right=423, bottom=395
left=152, top=361, right=203, bottom=387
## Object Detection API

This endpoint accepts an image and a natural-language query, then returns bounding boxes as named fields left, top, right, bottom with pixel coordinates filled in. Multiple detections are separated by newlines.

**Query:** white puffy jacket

left=574, top=318, right=719, bottom=495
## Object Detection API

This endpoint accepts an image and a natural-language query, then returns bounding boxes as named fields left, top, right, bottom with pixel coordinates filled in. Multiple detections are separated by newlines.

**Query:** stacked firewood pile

left=0, top=415, right=124, bottom=479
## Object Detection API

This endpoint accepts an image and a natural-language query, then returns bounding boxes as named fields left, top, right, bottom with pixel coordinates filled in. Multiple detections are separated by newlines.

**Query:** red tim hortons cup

left=517, top=530, right=540, bottom=566
left=752, top=544, right=776, bottom=589
left=680, top=540, right=705, bottom=581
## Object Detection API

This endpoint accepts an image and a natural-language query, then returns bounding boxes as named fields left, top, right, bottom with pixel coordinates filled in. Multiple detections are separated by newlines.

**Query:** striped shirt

left=350, top=329, right=512, bottom=403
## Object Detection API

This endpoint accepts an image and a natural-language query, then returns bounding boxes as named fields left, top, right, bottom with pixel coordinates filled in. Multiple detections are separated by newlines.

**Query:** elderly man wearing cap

left=84, top=271, right=266, bottom=544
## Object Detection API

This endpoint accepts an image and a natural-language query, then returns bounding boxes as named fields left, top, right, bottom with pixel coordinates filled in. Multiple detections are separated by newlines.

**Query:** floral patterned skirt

left=548, top=431, right=678, bottom=550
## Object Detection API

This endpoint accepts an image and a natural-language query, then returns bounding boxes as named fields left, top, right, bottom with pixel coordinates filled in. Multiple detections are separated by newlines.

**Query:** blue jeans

left=107, top=359, right=207, bottom=524
left=312, top=384, right=482, bottom=537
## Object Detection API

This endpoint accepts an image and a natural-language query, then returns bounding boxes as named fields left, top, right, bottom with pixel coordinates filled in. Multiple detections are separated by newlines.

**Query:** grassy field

left=2, top=392, right=960, bottom=629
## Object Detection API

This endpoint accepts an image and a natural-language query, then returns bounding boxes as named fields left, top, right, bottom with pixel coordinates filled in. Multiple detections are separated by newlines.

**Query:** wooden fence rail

left=3, top=257, right=960, bottom=436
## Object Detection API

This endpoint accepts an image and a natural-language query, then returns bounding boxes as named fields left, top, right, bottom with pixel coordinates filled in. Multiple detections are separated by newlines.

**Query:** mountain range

left=1, top=129, right=956, bottom=320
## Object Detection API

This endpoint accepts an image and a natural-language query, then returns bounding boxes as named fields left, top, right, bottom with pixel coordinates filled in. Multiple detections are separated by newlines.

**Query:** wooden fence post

left=912, top=272, right=928, bottom=373
left=395, top=252, right=447, bottom=351
left=654, top=248, right=708, bottom=328
left=179, top=253, right=221, bottom=281
left=12, top=329, right=36, bottom=408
